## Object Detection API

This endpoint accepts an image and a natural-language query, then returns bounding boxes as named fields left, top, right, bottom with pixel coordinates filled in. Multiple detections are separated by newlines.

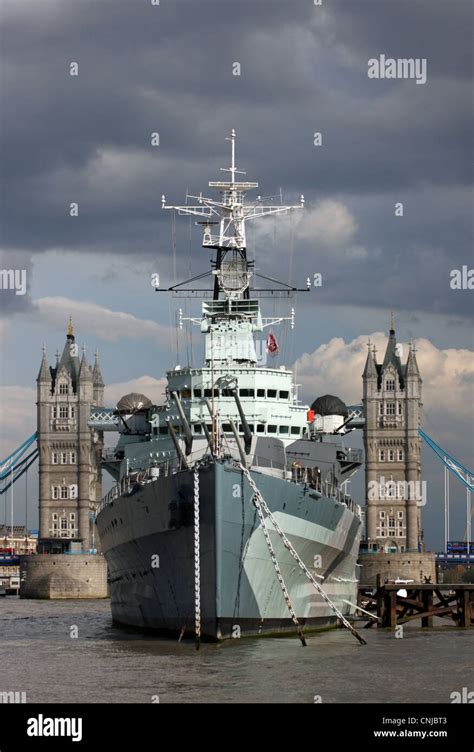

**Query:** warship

left=96, top=132, right=364, bottom=641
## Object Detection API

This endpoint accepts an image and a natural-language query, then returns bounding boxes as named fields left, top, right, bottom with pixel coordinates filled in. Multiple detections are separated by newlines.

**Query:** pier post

left=376, top=574, right=384, bottom=626
left=421, top=589, right=433, bottom=628
left=383, top=590, right=397, bottom=629
left=460, top=590, right=471, bottom=628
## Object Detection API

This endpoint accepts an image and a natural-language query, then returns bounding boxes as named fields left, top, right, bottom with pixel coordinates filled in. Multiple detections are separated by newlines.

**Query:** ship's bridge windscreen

left=218, top=250, right=249, bottom=295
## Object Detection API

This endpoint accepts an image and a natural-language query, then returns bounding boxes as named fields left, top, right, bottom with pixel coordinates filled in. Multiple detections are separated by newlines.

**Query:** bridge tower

left=36, top=319, right=104, bottom=551
left=362, top=317, right=423, bottom=553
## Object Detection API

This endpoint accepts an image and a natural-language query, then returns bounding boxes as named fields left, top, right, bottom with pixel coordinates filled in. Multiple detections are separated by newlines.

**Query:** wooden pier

left=358, top=578, right=474, bottom=629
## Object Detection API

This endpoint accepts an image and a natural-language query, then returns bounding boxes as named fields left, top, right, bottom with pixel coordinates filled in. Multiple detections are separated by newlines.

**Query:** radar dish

left=217, top=250, right=250, bottom=295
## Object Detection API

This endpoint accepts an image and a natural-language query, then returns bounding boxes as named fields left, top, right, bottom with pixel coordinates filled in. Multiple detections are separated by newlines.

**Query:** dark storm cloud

left=0, top=0, right=472, bottom=317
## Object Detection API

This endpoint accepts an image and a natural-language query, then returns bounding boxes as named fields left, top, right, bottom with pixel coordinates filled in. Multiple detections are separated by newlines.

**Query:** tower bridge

left=1, top=320, right=472, bottom=581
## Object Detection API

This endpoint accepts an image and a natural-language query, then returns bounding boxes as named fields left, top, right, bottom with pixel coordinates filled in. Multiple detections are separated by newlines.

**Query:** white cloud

left=35, top=296, right=171, bottom=345
left=105, top=375, right=167, bottom=407
left=293, top=332, right=474, bottom=461
left=294, top=200, right=358, bottom=247
left=252, top=199, right=359, bottom=258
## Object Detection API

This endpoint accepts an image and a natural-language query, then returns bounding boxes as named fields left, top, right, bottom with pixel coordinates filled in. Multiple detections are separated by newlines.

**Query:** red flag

left=266, top=330, right=279, bottom=356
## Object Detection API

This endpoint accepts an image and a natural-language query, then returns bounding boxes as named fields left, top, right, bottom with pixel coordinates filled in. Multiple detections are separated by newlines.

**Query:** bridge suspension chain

left=239, top=464, right=367, bottom=646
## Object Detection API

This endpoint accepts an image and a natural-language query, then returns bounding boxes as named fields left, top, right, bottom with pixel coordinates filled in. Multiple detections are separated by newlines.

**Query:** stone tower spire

left=37, top=345, right=51, bottom=384
left=363, top=320, right=423, bottom=553
left=36, top=321, right=104, bottom=552
left=92, top=350, right=105, bottom=407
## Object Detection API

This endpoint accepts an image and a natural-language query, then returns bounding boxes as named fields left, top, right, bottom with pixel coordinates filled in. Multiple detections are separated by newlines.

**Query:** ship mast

left=162, top=129, right=304, bottom=297
left=161, top=131, right=306, bottom=367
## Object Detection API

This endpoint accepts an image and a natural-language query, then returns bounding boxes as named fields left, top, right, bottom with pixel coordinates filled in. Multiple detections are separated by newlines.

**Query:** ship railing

left=97, top=452, right=201, bottom=513
left=344, top=448, right=363, bottom=464
left=97, top=448, right=359, bottom=516
left=249, top=454, right=358, bottom=513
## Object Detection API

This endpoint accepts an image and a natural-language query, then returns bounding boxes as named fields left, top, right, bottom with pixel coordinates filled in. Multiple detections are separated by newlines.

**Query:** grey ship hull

left=97, top=461, right=362, bottom=640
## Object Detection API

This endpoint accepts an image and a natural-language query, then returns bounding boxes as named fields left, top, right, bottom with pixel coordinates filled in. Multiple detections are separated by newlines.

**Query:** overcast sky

left=0, top=0, right=472, bottom=549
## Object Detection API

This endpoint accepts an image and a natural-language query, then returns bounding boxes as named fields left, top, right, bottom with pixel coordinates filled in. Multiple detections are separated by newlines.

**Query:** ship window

left=206, top=424, right=212, bottom=432
left=291, top=427, right=300, bottom=435
left=239, top=389, right=255, bottom=397
left=268, top=425, right=277, bottom=433
left=279, top=391, right=289, bottom=399
left=204, top=388, right=219, bottom=398
left=302, top=427, right=307, bottom=435
left=279, top=426, right=289, bottom=434
left=257, top=389, right=265, bottom=398
left=267, top=389, right=277, bottom=398
left=193, top=424, right=202, bottom=434
left=247, top=424, right=254, bottom=432
left=257, top=424, right=265, bottom=433
left=159, top=427, right=168, bottom=435
left=193, top=389, right=202, bottom=398
left=222, top=424, right=232, bottom=433
left=181, top=389, right=191, bottom=399
left=221, top=389, right=233, bottom=397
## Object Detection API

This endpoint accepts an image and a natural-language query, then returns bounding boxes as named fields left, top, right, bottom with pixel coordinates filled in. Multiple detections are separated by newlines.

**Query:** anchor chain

left=193, top=465, right=201, bottom=649
left=251, top=493, right=307, bottom=646
left=240, top=464, right=367, bottom=646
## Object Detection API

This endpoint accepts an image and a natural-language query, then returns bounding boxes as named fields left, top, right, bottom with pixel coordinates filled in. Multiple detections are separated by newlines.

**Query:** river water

left=0, top=598, right=472, bottom=704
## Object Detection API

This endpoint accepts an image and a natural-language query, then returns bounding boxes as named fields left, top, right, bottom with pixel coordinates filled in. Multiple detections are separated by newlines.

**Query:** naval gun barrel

left=172, top=391, right=193, bottom=456
left=231, top=390, right=252, bottom=454
left=167, top=420, right=189, bottom=470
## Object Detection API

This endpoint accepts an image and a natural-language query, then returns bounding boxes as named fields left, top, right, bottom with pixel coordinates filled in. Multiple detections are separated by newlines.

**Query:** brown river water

left=0, top=598, right=472, bottom=704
